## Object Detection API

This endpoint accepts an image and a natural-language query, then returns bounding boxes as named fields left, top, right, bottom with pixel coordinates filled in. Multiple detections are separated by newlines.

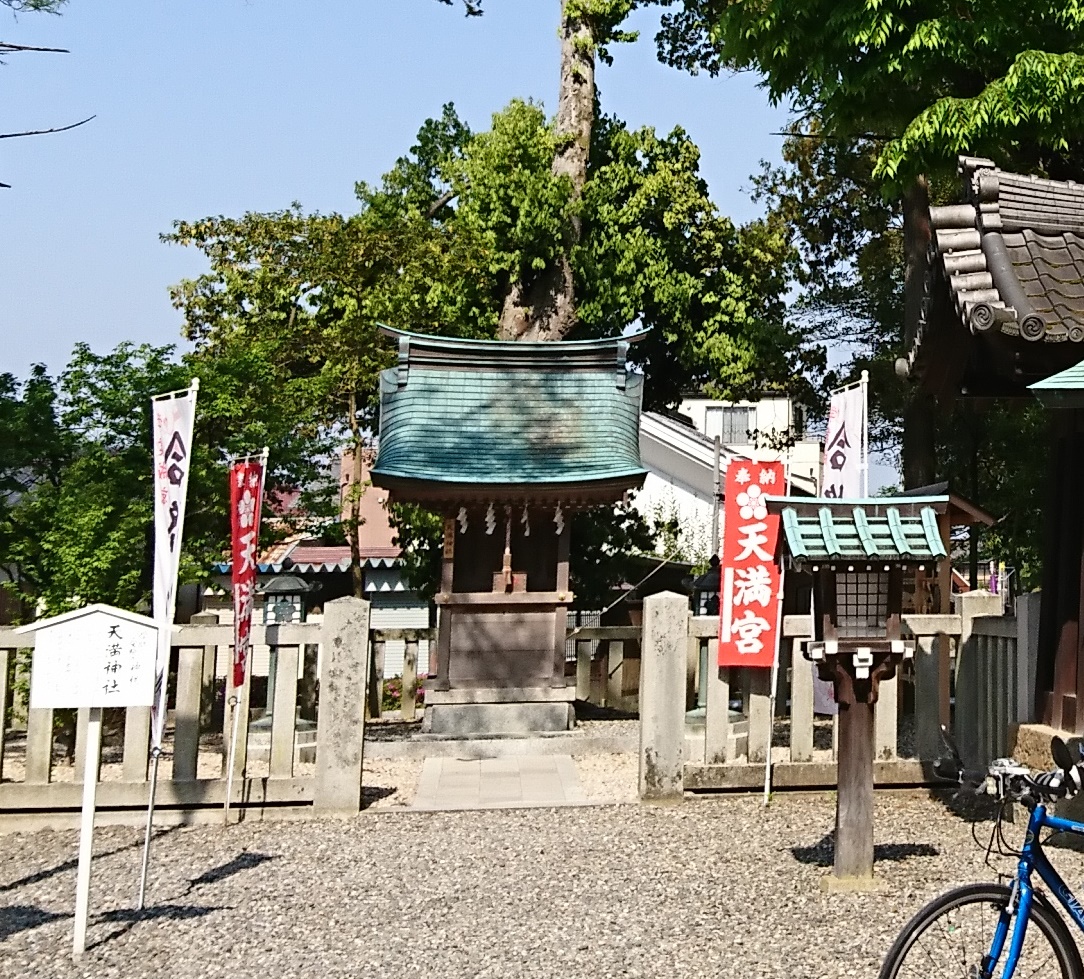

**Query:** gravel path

left=3, top=792, right=1075, bottom=979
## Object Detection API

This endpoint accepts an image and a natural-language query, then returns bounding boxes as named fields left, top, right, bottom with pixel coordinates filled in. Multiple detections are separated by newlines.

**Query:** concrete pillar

left=575, top=640, right=591, bottom=701
left=123, top=706, right=150, bottom=782
left=314, top=596, right=371, bottom=815
left=173, top=645, right=203, bottom=780
left=1016, top=591, right=1041, bottom=724
left=874, top=673, right=898, bottom=760
left=0, top=648, right=8, bottom=779
left=402, top=637, right=419, bottom=722
left=956, top=590, right=1004, bottom=768
left=25, top=706, right=53, bottom=784
left=190, top=610, right=219, bottom=730
left=913, top=634, right=941, bottom=760
left=606, top=640, right=625, bottom=709
left=789, top=639, right=815, bottom=762
left=704, top=641, right=730, bottom=764
left=638, top=591, right=688, bottom=804
left=270, top=645, right=300, bottom=777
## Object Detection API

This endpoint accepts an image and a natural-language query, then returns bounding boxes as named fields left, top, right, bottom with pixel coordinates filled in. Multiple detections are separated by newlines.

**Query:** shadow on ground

left=91, top=904, right=230, bottom=949
left=0, top=905, right=70, bottom=941
left=183, top=851, right=275, bottom=895
left=574, top=701, right=637, bottom=721
left=791, top=833, right=940, bottom=867
left=0, top=826, right=182, bottom=895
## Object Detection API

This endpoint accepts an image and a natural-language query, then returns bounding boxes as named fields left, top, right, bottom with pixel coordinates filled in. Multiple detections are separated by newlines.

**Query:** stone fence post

left=1015, top=591, right=1041, bottom=725
left=638, top=591, right=688, bottom=803
left=955, top=589, right=1006, bottom=768
left=314, top=596, right=371, bottom=816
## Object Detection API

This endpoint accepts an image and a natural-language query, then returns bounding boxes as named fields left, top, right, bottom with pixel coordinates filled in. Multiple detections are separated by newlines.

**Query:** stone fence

left=0, top=597, right=381, bottom=829
left=629, top=589, right=1038, bottom=801
left=0, top=588, right=1038, bottom=823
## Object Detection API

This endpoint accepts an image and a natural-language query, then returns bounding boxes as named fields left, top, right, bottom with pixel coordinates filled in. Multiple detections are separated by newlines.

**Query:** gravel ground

left=3, top=792, right=1075, bottom=979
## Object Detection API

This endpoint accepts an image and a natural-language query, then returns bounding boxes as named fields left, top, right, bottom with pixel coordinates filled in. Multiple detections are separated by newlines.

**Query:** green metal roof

left=371, top=327, right=647, bottom=490
left=1030, top=359, right=1084, bottom=407
left=770, top=497, right=949, bottom=563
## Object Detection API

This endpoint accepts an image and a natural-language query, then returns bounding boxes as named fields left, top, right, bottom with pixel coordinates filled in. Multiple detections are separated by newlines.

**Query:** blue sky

left=0, top=1, right=788, bottom=377
left=1, top=2, right=896, bottom=486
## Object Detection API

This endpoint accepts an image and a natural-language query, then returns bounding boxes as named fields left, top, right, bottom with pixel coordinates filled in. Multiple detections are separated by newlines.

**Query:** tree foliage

left=166, top=95, right=811, bottom=601
left=0, top=341, right=336, bottom=617
left=657, top=1, right=1084, bottom=184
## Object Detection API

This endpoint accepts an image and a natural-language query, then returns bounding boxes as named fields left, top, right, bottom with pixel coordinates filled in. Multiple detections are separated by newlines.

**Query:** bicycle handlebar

left=934, top=729, right=1084, bottom=805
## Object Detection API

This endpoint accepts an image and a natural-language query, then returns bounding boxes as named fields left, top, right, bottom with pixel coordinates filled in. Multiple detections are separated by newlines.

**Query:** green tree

left=166, top=202, right=493, bottom=597
left=657, top=0, right=1084, bottom=487
left=171, top=96, right=811, bottom=604
left=439, top=1, right=647, bottom=340
left=1, top=341, right=336, bottom=617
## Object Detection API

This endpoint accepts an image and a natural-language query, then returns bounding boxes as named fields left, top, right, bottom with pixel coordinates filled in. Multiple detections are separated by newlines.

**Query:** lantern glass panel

left=835, top=571, right=889, bottom=637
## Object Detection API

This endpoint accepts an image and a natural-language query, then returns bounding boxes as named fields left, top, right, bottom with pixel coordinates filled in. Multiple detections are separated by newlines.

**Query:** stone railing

left=627, top=589, right=1035, bottom=800
left=0, top=597, right=372, bottom=830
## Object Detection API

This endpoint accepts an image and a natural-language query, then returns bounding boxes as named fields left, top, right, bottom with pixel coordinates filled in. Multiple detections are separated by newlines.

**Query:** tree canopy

left=658, top=1, right=1084, bottom=184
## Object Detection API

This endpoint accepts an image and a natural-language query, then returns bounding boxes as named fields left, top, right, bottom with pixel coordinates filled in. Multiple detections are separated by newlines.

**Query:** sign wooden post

left=73, top=705, right=102, bottom=956
left=16, top=604, right=158, bottom=957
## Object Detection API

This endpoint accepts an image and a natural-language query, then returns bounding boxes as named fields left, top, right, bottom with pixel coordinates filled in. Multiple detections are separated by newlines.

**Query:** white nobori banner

left=816, top=374, right=869, bottom=714
left=149, top=379, right=198, bottom=750
left=823, top=380, right=866, bottom=499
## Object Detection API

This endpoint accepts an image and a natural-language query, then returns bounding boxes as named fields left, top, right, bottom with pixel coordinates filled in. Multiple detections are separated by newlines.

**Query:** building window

left=705, top=405, right=756, bottom=445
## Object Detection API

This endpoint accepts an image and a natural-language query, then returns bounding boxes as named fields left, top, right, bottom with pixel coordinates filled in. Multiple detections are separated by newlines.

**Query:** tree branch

left=0, top=41, right=69, bottom=53
left=0, top=114, right=94, bottom=139
left=426, top=188, right=458, bottom=218
left=434, top=0, right=483, bottom=15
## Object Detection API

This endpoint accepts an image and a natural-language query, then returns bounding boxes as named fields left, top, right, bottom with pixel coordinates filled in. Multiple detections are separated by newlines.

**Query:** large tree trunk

left=497, top=1, right=593, bottom=342
left=901, top=175, right=937, bottom=489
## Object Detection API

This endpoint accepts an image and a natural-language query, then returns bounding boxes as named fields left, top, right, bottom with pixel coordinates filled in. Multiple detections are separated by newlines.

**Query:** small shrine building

left=370, top=326, right=647, bottom=735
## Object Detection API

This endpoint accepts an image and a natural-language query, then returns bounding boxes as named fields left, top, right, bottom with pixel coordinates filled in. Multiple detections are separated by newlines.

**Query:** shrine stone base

left=820, top=874, right=883, bottom=894
left=422, top=701, right=575, bottom=736
left=1008, top=723, right=1066, bottom=771
left=1009, top=723, right=1084, bottom=851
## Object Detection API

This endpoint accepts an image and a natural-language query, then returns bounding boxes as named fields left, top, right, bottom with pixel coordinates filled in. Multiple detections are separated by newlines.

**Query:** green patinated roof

left=371, top=327, right=647, bottom=489
left=1030, top=359, right=1084, bottom=407
left=770, top=497, right=949, bottom=563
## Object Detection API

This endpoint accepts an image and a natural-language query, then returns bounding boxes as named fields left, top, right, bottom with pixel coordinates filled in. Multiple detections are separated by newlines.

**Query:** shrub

left=381, top=674, right=427, bottom=713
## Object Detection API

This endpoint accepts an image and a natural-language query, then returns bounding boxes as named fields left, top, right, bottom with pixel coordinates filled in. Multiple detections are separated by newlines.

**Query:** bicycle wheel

left=879, top=882, right=1082, bottom=979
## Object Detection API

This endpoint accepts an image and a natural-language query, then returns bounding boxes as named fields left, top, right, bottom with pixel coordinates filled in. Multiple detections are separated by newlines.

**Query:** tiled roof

left=927, top=158, right=1084, bottom=343
left=896, top=157, right=1084, bottom=395
left=771, top=498, right=949, bottom=564
left=371, top=327, right=646, bottom=492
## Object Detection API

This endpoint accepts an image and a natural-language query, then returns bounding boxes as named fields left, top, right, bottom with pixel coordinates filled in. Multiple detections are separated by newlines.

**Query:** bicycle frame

left=989, top=803, right=1084, bottom=978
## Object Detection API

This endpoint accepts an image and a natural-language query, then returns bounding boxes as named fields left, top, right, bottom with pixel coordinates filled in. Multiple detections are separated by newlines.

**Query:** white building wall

left=678, top=396, right=822, bottom=492
left=370, top=595, right=431, bottom=678
left=632, top=470, right=713, bottom=566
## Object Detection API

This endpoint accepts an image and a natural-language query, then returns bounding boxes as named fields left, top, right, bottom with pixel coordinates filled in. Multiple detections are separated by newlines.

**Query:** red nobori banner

left=718, top=460, right=785, bottom=669
left=230, top=454, right=267, bottom=690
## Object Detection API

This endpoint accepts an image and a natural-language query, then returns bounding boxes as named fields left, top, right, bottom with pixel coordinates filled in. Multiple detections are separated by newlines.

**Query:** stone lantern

left=257, top=573, right=316, bottom=625
left=769, top=495, right=950, bottom=886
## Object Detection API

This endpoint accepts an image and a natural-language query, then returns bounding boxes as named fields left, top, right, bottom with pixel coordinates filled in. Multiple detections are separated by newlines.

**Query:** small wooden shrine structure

left=370, top=326, right=647, bottom=734
left=903, top=155, right=1084, bottom=731
left=770, top=495, right=948, bottom=883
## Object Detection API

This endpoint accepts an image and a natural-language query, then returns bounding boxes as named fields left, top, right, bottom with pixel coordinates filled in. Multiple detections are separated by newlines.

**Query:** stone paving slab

left=411, top=754, right=589, bottom=811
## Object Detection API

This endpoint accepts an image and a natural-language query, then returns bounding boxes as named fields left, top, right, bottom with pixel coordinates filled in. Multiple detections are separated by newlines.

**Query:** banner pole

left=860, top=369, right=870, bottom=497
left=141, top=376, right=199, bottom=910
left=764, top=454, right=792, bottom=806
left=136, top=748, right=161, bottom=910
left=223, top=693, right=241, bottom=826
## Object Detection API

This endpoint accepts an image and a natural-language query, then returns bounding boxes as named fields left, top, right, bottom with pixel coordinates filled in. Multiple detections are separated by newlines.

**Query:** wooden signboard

left=17, top=604, right=159, bottom=957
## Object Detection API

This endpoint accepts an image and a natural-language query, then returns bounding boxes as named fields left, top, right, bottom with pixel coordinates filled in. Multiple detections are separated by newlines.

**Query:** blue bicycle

left=880, top=733, right=1084, bottom=978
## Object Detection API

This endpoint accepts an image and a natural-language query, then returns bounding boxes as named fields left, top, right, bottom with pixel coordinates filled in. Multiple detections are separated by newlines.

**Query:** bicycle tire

left=878, top=882, right=1083, bottom=979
